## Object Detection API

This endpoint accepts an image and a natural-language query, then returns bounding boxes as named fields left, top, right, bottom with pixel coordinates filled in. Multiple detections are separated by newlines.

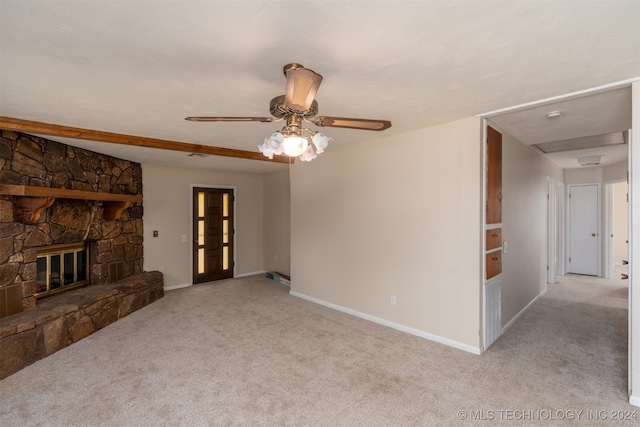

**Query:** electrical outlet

left=503, top=241, right=508, bottom=254
left=390, top=295, right=396, bottom=306
left=158, top=267, right=164, bottom=273
left=181, top=235, right=187, bottom=243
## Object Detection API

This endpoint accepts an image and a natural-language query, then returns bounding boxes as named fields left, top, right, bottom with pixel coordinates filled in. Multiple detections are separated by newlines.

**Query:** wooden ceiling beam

left=0, top=116, right=291, bottom=164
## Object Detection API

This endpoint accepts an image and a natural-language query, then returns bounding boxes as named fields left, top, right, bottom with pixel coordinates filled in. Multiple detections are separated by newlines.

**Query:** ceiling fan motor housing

left=269, top=95, right=318, bottom=119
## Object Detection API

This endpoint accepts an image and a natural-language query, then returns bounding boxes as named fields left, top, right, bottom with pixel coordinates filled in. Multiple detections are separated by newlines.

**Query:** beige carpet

left=0, top=272, right=636, bottom=426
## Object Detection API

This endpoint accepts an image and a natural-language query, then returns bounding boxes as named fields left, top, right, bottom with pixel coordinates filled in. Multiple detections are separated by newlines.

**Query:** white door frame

left=629, top=81, right=639, bottom=403
left=556, top=182, right=566, bottom=276
left=547, top=177, right=557, bottom=283
left=603, top=182, right=613, bottom=279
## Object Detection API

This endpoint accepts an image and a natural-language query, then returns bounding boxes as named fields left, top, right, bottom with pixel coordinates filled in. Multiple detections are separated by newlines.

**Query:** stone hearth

left=0, top=271, right=164, bottom=379
left=0, top=131, right=165, bottom=380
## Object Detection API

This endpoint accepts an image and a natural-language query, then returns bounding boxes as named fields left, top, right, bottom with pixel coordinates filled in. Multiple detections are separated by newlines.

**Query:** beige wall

left=604, top=160, right=628, bottom=182
left=565, top=165, right=603, bottom=184
left=563, top=159, right=628, bottom=185
left=564, top=160, right=628, bottom=184
left=290, top=117, right=483, bottom=350
left=499, top=128, right=563, bottom=327
left=142, top=164, right=266, bottom=287
left=263, top=170, right=291, bottom=275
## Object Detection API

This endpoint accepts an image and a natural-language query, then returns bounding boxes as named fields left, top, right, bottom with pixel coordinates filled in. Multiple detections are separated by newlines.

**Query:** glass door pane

left=77, top=250, right=87, bottom=282
left=198, top=248, right=205, bottom=274
left=50, top=255, right=61, bottom=290
left=63, top=252, right=75, bottom=286
left=36, top=257, right=47, bottom=293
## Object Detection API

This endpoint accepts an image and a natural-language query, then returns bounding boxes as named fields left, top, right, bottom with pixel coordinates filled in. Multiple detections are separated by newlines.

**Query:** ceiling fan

left=185, top=63, right=392, bottom=162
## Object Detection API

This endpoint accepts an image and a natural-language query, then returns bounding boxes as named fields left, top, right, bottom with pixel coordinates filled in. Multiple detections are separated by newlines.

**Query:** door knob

left=591, top=233, right=596, bottom=237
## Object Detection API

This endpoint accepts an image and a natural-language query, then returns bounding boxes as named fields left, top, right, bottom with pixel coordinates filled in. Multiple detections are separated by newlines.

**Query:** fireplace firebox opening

left=35, top=242, right=88, bottom=299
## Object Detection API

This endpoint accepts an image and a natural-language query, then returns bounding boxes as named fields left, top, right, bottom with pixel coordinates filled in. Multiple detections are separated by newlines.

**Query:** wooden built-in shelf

left=0, top=184, right=142, bottom=223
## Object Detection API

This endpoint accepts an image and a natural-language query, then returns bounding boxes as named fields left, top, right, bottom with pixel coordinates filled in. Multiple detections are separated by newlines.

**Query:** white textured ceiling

left=487, top=85, right=633, bottom=169
left=1, top=1, right=639, bottom=173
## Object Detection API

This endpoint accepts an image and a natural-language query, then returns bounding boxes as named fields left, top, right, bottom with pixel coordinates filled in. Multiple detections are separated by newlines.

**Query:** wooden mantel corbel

left=14, top=196, right=55, bottom=223
left=102, top=200, right=133, bottom=221
left=0, top=184, right=142, bottom=224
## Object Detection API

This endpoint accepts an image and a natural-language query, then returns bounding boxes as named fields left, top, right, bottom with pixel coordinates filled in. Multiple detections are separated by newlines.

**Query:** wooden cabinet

left=486, top=228, right=502, bottom=251
left=486, top=126, right=502, bottom=224
left=485, top=126, right=503, bottom=279
left=484, top=126, right=503, bottom=348
left=486, top=251, right=502, bottom=279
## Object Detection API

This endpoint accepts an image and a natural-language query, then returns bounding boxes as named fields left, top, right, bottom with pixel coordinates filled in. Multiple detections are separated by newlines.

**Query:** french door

left=193, top=187, right=234, bottom=284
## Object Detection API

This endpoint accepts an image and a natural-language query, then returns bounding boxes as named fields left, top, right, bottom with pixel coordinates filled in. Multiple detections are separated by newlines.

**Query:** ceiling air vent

left=577, top=155, right=602, bottom=166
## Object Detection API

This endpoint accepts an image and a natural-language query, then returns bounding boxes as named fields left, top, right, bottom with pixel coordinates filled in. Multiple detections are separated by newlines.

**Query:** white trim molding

left=289, top=291, right=482, bottom=355
left=235, top=270, right=266, bottom=278
left=164, top=283, right=191, bottom=291
left=502, top=287, right=548, bottom=334
left=477, top=78, right=640, bottom=118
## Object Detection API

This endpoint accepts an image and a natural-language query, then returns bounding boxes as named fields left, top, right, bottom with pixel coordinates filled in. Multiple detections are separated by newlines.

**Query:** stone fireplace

left=0, top=131, right=165, bottom=380
left=0, top=130, right=144, bottom=317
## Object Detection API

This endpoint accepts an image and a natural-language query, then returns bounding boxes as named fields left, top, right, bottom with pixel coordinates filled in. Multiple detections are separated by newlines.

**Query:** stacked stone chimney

left=0, top=131, right=143, bottom=316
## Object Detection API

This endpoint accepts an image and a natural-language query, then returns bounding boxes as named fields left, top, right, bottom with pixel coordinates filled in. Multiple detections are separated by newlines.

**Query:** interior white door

left=568, top=184, right=599, bottom=276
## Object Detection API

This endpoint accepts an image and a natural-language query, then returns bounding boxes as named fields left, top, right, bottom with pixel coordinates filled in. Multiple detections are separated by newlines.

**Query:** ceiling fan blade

left=285, top=66, right=323, bottom=113
left=313, top=116, right=392, bottom=131
left=185, top=116, right=273, bottom=122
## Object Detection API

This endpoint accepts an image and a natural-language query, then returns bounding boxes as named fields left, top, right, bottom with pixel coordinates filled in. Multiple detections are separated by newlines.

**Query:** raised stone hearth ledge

left=0, top=271, right=163, bottom=380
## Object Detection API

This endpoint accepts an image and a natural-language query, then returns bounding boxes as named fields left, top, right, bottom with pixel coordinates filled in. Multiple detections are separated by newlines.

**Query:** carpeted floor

left=0, top=271, right=637, bottom=426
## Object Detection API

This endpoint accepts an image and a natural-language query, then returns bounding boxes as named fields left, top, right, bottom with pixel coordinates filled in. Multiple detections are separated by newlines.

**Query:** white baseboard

left=629, top=394, right=640, bottom=408
left=502, top=287, right=548, bottom=334
left=164, top=271, right=266, bottom=290
left=164, top=283, right=190, bottom=291
left=289, top=291, right=481, bottom=355
left=235, top=270, right=266, bottom=278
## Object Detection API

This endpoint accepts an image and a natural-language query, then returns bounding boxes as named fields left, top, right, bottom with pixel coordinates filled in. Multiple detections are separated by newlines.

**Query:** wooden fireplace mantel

left=0, top=184, right=142, bottom=223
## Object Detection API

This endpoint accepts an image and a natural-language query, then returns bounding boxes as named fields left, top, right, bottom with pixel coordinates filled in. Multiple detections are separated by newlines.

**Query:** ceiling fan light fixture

left=257, top=142, right=275, bottom=159
left=299, top=144, right=318, bottom=162
left=312, top=132, right=332, bottom=154
left=282, top=136, right=309, bottom=157
left=258, top=132, right=284, bottom=159
left=259, top=125, right=330, bottom=161
left=267, top=131, right=284, bottom=150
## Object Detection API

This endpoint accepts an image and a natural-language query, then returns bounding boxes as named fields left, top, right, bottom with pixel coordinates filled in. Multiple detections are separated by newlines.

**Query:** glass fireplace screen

left=35, top=243, right=87, bottom=297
